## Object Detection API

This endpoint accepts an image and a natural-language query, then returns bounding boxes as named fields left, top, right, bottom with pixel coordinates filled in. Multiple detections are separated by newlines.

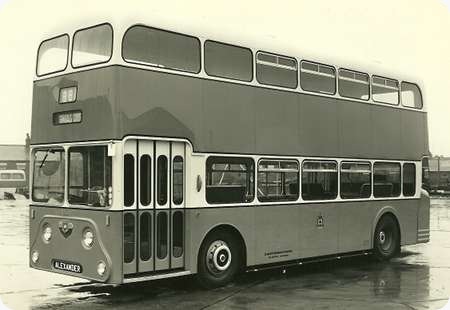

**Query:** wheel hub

left=379, top=231, right=386, bottom=244
left=206, top=240, right=232, bottom=274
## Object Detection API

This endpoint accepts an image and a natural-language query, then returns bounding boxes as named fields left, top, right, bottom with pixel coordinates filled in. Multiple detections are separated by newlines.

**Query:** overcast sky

left=0, top=0, right=449, bottom=155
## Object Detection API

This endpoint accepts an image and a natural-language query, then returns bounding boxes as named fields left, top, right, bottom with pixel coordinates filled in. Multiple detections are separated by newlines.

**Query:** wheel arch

left=197, top=223, right=248, bottom=269
left=372, top=207, right=402, bottom=248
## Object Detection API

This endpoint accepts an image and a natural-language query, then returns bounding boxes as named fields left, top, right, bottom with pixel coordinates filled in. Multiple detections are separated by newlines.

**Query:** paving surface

left=0, top=198, right=450, bottom=310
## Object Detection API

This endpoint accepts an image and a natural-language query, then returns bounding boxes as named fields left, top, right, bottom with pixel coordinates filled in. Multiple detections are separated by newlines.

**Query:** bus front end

left=29, top=145, right=123, bottom=283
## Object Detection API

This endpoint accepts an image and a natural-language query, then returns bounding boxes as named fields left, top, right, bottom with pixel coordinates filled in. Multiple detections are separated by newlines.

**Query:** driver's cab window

left=68, top=146, right=112, bottom=207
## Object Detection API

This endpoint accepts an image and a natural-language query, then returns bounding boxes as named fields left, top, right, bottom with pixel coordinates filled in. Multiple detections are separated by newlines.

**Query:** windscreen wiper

left=39, top=148, right=53, bottom=169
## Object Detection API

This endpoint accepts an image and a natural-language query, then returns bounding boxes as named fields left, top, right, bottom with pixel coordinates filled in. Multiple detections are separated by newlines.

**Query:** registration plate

left=52, top=259, right=83, bottom=274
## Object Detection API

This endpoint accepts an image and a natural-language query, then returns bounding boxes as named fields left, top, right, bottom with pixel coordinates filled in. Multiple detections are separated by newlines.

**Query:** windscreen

left=32, top=149, right=65, bottom=204
left=68, top=146, right=112, bottom=207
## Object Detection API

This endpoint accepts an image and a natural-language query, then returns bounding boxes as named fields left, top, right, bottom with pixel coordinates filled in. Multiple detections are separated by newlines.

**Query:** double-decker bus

left=29, top=17, right=430, bottom=287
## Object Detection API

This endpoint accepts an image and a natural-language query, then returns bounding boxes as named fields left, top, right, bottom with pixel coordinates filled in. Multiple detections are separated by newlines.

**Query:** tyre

left=196, top=230, right=241, bottom=288
left=373, top=215, right=400, bottom=261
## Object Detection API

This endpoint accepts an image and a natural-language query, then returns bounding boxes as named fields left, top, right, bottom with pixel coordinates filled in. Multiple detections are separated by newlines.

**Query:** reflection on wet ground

left=1, top=199, right=450, bottom=309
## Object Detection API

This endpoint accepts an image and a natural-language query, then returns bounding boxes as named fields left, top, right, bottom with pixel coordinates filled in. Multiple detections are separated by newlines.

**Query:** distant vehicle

left=0, top=169, right=27, bottom=199
left=29, top=18, right=430, bottom=287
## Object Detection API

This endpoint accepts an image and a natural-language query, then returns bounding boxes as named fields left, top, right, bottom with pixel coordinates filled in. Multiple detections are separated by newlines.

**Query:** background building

left=428, top=156, right=450, bottom=192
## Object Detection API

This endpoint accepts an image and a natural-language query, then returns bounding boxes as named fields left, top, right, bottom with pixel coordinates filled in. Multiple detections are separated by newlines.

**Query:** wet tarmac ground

left=1, top=199, right=450, bottom=310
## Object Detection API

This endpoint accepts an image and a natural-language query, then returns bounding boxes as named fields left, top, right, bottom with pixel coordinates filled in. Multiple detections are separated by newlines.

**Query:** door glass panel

left=124, top=154, right=135, bottom=207
left=157, top=156, right=168, bottom=205
left=173, top=211, right=184, bottom=258
left=157, top=212, right=168, bottom=259
left=140, top=212, right=152, bottom=261
left=173, top=156, right=184, bottom=205
left=140, top=155, right=151, bottom=206
left=124, top=213, right=135, bottom=263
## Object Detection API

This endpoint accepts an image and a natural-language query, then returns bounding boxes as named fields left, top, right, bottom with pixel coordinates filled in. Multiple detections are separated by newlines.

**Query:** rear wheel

left=197, top=231, right=241, bottom=288
left=373, top=215, right=400, bottom=261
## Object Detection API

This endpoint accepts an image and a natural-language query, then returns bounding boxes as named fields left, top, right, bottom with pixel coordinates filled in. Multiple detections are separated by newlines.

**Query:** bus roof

left=35, top=13, right=425, bottom=91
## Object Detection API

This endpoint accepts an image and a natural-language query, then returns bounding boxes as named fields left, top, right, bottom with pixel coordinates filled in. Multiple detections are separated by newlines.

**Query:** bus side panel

left=338, top=202, right=372, bottom=253
left=370, top=200, right=420, bottom=248
left=395, top=200, right=421, bottom=246
left=417, top=191, right=430, bottom=243
left=116, top=67, right=428, bottom=161
left=253, top=204, right=300, bottom=264
left=298, top=203, right=339, bottom=258
left=185, top=207, right=255, bottom=274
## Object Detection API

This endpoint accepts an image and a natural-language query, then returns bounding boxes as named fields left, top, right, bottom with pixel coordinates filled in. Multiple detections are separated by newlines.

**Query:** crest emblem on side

left=316, top=215, right=324, bottom=229
left=58, top=221, right=74, bottom=238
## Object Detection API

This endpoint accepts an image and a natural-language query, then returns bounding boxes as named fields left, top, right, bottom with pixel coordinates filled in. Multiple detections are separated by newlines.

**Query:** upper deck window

left=122, top=26, right=201, bottom=73
left=256, top=52, right=298, bottom=89
left=401, top=82, right=423, bottom=109
left=338, top=69, right=370, bottom=100
left=204, top=40, right=253, bottom=82
left=372, top=76, right=399, bottom=105
left=36, top=34, right=69, bottom=76
left=72, top=24, right=113, bottom=68
left=300, top=61, right=336, bottom=95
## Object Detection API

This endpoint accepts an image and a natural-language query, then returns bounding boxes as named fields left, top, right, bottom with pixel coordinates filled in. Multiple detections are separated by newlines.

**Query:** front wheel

left=196, top=231, right=241, bottom=288
left=373, top=215, right=400, bottom=261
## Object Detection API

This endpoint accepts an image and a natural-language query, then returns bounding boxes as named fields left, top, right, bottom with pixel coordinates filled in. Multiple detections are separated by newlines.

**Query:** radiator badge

left=58, top=221, right=74, bottom=238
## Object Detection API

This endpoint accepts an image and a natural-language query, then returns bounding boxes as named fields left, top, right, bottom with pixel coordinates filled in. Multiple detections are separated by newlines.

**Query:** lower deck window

left=340, top=162, right=371, bottom=199
left=403, top=163, right=416, bottom=197
left=373, top=162, right=401, bottom=197
left=302, top=161, right=338, bottom=200
left=206, top=156, right=254, bottom=204
left=258, top=159, right=299, bottom=202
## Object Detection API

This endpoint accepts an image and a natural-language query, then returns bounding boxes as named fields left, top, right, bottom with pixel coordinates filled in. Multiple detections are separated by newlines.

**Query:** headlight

left=43, top=226, right=52, bottom=242
left=97, top=261, right=106, bottom=276
left=82, top=229, right=94, bottom=248
left=31, top=250, right=39, bottom=263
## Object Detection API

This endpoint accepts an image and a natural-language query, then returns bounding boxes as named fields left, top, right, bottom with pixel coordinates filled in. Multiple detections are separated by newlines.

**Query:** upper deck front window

left=32, top=149, right=65, bottom=204
left=36, top=34, right=69, bottom=76
left=72, top=23, right=113, bottom=68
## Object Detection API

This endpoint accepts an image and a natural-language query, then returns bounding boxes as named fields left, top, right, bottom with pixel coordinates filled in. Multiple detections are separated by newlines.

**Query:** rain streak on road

left=1, top=198, right=450, bottom=310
